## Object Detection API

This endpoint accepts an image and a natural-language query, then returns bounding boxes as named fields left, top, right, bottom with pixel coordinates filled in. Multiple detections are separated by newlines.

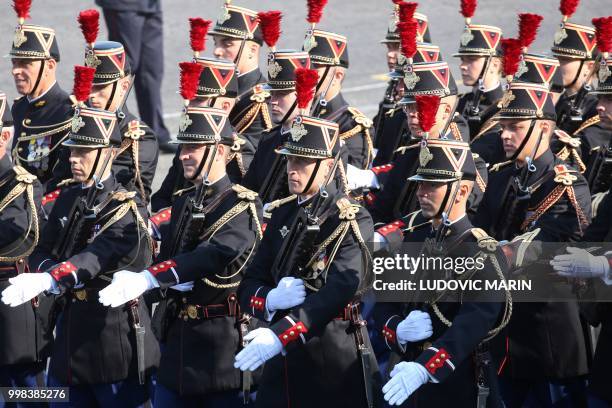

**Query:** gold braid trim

left=471, top=118, right=499, bottom=144
left=14, top=130, right=71, bottom=164
left=18, top=120, right=71, bottom=140
left=449, top=122, right=462, bottom=141
left=116, top=138, right=146, bottom=199
left=173, top=185, right=196, bottom=197
left=570, top=147, right=587, bottom=173
left=265, top=194, right=296, bottom=212
left=0, top=174, right=39, bottom=262
left=556, top=146, right=571, bottom=161
left=475, top=168, right=487, bottom=193
left=339, top=124, right=362, bottom=140
left=337, top=158, right=351, bottom=196
left=260, top=102, right=273, bottom=131
left=572, top=115, right=600, bottom=136
left=235, top=103, right=261, bottom=134
left=520, top=184, right=589, bottom=234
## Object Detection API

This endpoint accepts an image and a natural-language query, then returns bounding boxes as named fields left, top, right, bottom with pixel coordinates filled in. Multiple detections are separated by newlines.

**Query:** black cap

left=382, top=11, right=432, bottom=44
left=398, top=61, right=458, bottom=104
left=209, top=3, right=263, bottom=45
left=87, top=41, right=131, bottom=85
left=63, top=107, right=120, bottom=149
left=10, top=24, right=60, bottom=61
left=173, top=107, right=234, bottom=145
left=513, top=53, right=560, bottom=88
left=275, top=115, right=339, bottom=159
left=265, top=50, right=311, bottom=91
left=389, top=42, right=442, bottom=79
left=552, top=21, right=598, bottom=59
left=0, top=92, right=12, bottom=128
left=193, top=57, right=238, bottom=98
left=453, top=23, right=502, bottom=57
left=304, top=29, right=349, bottom=68
left=592, top=56, right=612, bottom=95
left=496, top=82, right=556, bottom=121
left=408, top=139, right=477, bottom=183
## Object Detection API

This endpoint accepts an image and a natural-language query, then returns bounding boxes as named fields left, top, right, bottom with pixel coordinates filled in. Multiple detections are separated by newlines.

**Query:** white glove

left=266, top=277, right=306, bottom=312
left=373, top=231, right=388, bottom=252
left=234, top=328, right=283, bottom=371
left=550, top=247, right=610, bottom=280
left=346, top=164, right=379, bottom=191
left=1, top=273, right=58, bottom=307
left=169, top=281, right=194, bottom=292
left=383, top=361, right=429, bottom=406
left=98, top=270, right=159, bottom=308
left=396, top=310, right=433, bottom=344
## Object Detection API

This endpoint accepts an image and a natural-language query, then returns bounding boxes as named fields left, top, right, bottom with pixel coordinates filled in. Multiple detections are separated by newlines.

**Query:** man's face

left=385, top=42, right=400, bottom=71
left=314, top=66, right=332, bottom=98
left=69, top=146, right=101, bottom=182
left=499, top=118, right=540, bottom=160
left=179, top=144, right=211, bottom=181
left=213, top=35, right=241, bottom=63
left=558, top=57, right=584, bottom=87
left=286, top=155, right=329, bottom=196
left=11, top=59, right=43, bottom=95
left=459, top=56, right=485, bottom=87
left=416, top=181, right=448, bottom=219
left=403, top=101, right=448, bottom=137
left=597, top=94, right=612, bottom=130
left=89, top=82, right=114, bottom=110
left=270, top=90, right=297, bottom=124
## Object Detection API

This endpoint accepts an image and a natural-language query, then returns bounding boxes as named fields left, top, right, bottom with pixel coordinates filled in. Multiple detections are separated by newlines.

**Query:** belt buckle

left=187, top=305, right=199, bottom=320
left=74, top=289, right=87, bottom=301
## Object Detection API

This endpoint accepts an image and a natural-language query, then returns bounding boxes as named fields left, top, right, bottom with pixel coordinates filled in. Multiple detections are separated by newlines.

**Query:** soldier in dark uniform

left=210, top=2, right=272, bottom=148
left=9, top=4, right=73, bottom=192
left=99, top=99, right=262, bottom=405
left=473, top=81, right=593, bottom=407
left=372, top=3, right=432, bottom=166
left=1, top=71, right=159, bottom=406
left=242, top=50, right=312, bottom=205
left=453, top=2, right=504, bottom=139
left=305, top=28, right=375, bottom=170
left=378, top=138, right=510, bottom=407
left=235, top=95, right=382, bottom=407
left=0, top=92, right=51, bottom=407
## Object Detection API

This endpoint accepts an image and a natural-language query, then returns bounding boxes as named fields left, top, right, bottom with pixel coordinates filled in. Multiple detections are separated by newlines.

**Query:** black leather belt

left=178, top=294, right=238, bottom=320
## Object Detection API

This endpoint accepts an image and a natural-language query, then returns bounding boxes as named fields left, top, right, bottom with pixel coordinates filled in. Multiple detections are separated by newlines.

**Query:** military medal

left=178, top=112, right=192, bottom=133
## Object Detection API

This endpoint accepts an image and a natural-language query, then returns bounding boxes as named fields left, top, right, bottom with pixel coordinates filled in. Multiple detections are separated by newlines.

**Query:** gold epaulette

left=232, top=184, right=258, bottom=201
left=347, top=107, right=373, bottom=128
left=470, top=227, right=498, bottom=252
left=489, top=160, right=512, bottom=173
left=265, top=195, right=296, bottom=213
left=572, top=115, right=600, bottom=136
left=124, top=120, right=146, bottom=140
left=249, top=84, right=271, bottom=103
left=553, top=164, right=578, bottom=186
left=336, top=197, right=361, bottom=220
left=111, top=190, right=137, bottom=202
left=12, top=166, right=36, bottom=184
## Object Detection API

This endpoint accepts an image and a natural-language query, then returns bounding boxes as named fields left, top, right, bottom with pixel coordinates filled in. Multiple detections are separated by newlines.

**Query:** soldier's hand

left=234, top=328, right=283, bottom=371
left=98, top=270, right=160, bottom=308
left=266, top=277, right=306, bottom=312
left=550, top=247, right=610, bottom=280
left=346, top=164, right=379, bottom=191
left=396, top=310, right=433, bottom=344
left=383, top=361, right=429, bottom=406
left=1, top=272, right=57, bottom=307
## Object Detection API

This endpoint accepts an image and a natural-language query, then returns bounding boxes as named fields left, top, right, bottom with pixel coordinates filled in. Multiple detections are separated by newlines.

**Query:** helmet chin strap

left=311, top=66, right=333, bottom=117
left=566, top=60, right=585, bottom=90
left=104, top=82, right=118, bottom=111
left=299, top=159, right=322, bottom=196
left=30, top=60, right=46, bottom=97
left=509, top=119, right=537, bottom=162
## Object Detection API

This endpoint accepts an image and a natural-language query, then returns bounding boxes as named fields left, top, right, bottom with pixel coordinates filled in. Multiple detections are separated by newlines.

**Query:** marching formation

left=0, top=0, right=611, bottom=407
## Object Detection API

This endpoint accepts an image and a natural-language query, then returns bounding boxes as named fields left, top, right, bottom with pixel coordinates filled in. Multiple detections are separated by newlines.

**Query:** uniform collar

left=237, top=68, right=263, bottom=92
left=195, top=173, right=232, bottom=200
left=319, top=92, right=347, bottom=117
left=480, top=83, right=504, bottom=105
left=27, top=81, right=58, bottom=104
left=514, top=149, right=555, bottom=181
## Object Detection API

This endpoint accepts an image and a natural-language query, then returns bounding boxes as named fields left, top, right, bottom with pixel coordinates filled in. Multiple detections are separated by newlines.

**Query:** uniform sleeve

left=0, top=180, right=42, bottom=255
left=371, top=302, right=407, bottom=354
left=147, top=202, right=260, bottom=289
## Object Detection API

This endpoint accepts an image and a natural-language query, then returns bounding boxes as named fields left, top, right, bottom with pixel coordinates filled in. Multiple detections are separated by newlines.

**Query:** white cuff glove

left=550, top=247, right=610, bottom=281
left=1, top=273, right=58, bottom=307
left=396, top=310, right=433, bottom=344
left=98, top=270, right=160, bottom=308
left=266, top=277, right=306, bottom=312
left=373, top=231, right=388, bottom=252
left=169, top=281, right=194, bottom=292
left=234, top=328, right=283, bottom=371
left=383, top=361, right=429, bottom=406
left=346, top=164, right=379, bottom=191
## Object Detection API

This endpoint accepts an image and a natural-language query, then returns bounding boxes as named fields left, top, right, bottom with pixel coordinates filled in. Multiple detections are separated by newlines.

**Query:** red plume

left=78, top=9, right=100, bottom=45
left=460, top=0, right=477, bottom=19
left=398, top=2, right=418, bottom=23
left=416, top=95, right=440, bottom=133
left=593, top=17, right=612, bottom=54
left=73, top=66, right=96, bottom=103
left=189, top=18, right=211, bottom=54
left=398, top=21, right=418, bottom=59
left=392, top=0, right=404, bottom=4
left=501, top=38, right=523, bottom=77
left=258, top=11, right=282, bottom=48
left=559, top=0, right=579, bottom=18
left=295, top=68, right=319, bottom=110
left=518, top=13, right=543, bottom=49
left=307, top=0, right=328, bottom=24
left=13, top=0, right=31, bottom=22
left=179, top=62, right=203, bottom=101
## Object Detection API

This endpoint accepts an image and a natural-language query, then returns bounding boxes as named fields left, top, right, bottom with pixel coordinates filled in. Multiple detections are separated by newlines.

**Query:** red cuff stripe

left=150, top=208, right=172, bottom=227
left=377, top=219, right=406, bottom=237
left=382, top=325, right=396, bottom=344
left=42, top=189, right=61, bottom=206
left=278, top=321, right=308, bottom=346
left=148, top=260, right=177, bottom=276
left=50, top=261, right=77, bottom=281
left=371, top=164, right=394, bottom=175
left=425, top=348, right=451, bottom=375
left=250, top=296, right=265, bottom=311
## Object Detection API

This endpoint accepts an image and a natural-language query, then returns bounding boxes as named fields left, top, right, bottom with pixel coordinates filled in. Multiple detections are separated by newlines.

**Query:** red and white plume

left=295, top=68, right=319, bottom=112
left=460, top=0, right=477, bottom=23
left=178, top=62, right=203, bottom=103
left=189, top=18, right=211, bottom=58
left=13, top=0, right=31, bottom=25
left=78, top=9, right=100, bottom=48
left=73, top=66, right=96, bottom=105
left=593, top=17, right=612, bottom=56
left=501, top=38, right=523, bottom=80
left=398, top=2, right=418, bottom=24
left=518, top=13, right=543, bottom=51
left=307, top=0, right=328, bottom=25
left=416, top=95, right=440, bottom=134
left=559, top=0, right=579, bottom=21
left=398, top=21, right=418, bottom=60
left=258, top=11, right=282, bottom=50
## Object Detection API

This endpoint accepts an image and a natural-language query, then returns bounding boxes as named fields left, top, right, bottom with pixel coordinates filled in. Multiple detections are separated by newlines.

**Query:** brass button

left=25, top=119, right=31, bottom=124
left=187, top=305, right=198, bottom=319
